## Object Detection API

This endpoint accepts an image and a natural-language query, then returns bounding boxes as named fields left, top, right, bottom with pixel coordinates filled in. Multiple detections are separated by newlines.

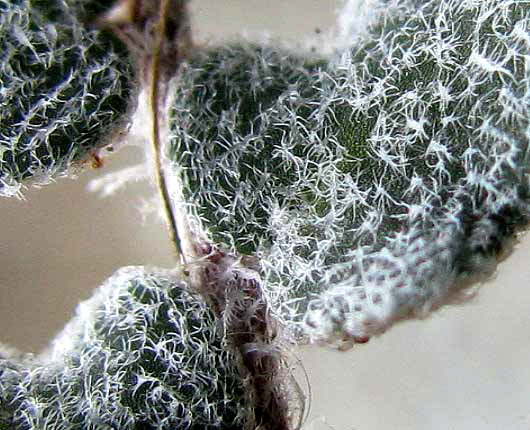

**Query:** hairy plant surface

left=169, top=0, right=530, bottom=342
left=0, top=0, right=133, bottom=197
left=0, top=267, right=251, bottom=429
left=1, top=0, right=529, bottom=428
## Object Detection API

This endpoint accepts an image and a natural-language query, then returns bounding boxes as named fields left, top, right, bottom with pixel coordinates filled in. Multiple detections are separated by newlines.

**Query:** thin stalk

left=149, top=0, right=183, bottom=263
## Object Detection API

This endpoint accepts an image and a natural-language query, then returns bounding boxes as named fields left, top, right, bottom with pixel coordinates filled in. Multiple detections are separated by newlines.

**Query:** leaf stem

left=149, top=0, right=183, bottom=263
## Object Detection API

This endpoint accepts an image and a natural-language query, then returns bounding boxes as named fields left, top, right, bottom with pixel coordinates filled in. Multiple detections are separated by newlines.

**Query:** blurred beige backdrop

left=1, top=2, right=529, bottom=430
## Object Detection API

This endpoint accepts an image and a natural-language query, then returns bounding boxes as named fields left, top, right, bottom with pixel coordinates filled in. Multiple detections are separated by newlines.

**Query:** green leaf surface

left=0, top=0, right=133, bottom=197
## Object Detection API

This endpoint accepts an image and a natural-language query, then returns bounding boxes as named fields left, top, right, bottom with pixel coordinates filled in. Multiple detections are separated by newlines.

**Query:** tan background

left=1, top=2, right=529, bottom=429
